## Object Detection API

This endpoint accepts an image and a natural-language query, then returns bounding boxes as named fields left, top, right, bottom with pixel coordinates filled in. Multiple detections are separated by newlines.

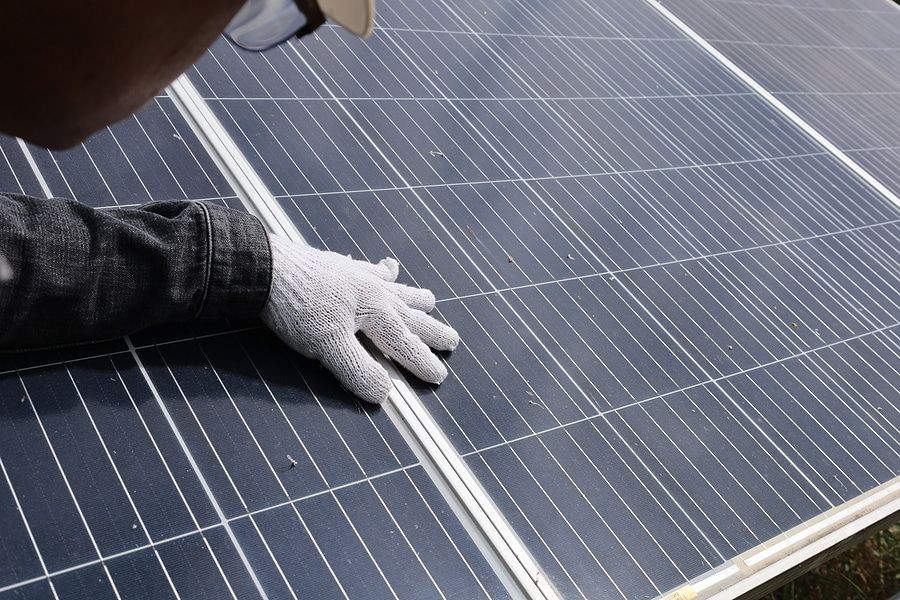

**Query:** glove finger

left=361, top=309, right=448, bottom=385
left=356, top=257, right=399, bottom=282
left=315, top=333, right=392, bottom=405
left=396, top=304, right=459, bottom=351
left=386, top=281, right=436, bottom=312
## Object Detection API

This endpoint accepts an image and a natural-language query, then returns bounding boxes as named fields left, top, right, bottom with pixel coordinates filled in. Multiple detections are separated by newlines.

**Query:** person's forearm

left=0, top=194, right=271, bottom=350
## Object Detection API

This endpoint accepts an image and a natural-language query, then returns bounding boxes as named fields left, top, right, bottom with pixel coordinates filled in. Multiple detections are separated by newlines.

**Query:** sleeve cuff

left=195, top=201, right=272, bottom=320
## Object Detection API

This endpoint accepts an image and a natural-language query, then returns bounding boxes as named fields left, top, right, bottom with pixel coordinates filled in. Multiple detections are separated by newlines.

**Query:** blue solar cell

left=52, top=563, right=118, bottom=600
left=104, top=548, right=179, bottom=600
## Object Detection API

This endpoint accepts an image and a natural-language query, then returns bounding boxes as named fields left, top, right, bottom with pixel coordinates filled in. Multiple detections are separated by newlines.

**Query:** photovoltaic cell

left=186, top=0, right=900, bottom=596
left=0, top=99, right=508, bottom=597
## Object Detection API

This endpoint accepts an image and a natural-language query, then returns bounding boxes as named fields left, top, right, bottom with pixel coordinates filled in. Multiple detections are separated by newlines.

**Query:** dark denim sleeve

left=0, top=194, right=272, bottom=350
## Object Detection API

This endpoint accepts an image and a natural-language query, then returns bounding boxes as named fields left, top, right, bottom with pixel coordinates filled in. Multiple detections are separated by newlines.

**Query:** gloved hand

left=261, top=234, right=459, bottom=404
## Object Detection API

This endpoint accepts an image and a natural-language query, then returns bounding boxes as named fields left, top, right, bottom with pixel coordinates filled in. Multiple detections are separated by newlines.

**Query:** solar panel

left=0, top=102, right=508, bottom=598
left=180, top=0, right=900, bottom=597
left=1, top=0, right=899, bottom=598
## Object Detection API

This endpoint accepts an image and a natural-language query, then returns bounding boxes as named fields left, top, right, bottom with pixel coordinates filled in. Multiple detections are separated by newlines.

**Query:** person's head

left=0, top=0, right=373, bottom=149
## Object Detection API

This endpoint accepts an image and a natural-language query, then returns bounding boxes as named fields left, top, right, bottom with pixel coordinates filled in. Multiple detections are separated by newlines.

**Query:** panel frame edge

left=659, top=477, right=900, bottom=599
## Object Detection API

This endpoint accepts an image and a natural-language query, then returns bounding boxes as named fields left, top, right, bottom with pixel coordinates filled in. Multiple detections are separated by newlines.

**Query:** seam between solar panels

left=167, top=74, right=557, bottom=600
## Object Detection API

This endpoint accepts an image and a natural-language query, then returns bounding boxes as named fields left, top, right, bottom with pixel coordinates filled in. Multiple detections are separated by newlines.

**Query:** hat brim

left=318, top=0, right=375, bottom=37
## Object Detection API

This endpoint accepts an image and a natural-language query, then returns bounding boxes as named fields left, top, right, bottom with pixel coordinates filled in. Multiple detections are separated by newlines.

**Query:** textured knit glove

left=261, top=234, right=459, bottom=404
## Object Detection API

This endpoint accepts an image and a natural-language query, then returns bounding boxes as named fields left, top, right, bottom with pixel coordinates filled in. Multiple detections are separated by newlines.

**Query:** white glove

left=261, top=234, right=459, bottom=404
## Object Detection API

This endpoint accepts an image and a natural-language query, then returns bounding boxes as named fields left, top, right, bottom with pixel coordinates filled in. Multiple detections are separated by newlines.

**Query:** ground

left=765, top=523, right=899, bottom=599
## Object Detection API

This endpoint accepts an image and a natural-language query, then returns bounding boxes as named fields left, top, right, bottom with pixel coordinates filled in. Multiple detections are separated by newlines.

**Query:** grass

left=763, top=523, right=900, bottom=599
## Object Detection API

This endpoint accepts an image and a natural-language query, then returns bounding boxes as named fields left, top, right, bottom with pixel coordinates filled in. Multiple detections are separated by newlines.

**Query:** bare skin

left=0, top=0, right=246, bottom=149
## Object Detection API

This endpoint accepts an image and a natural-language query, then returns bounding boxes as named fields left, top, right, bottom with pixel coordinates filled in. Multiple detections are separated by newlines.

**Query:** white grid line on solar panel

left=703, top=0, right=900, bottom=45
left=8, top=137, right=900, bottom=210
left=458, top=325, right=900, bottom=458
left=710, top=40, right=900, bottom=51
left=696, top=0, right=899, bottom=14
left=193, top=4, right=900, bottom=596
left=655, top=3, right=900, bottom=101
left=778, top=91, right=900, bottom=97
left=715, top=68, right=899, bottom=169
left=329, top=22, right=690, bottom=42
left=2, top=127, right=504, bottom=599
left=727, top=66, right=900, bottom=198
left=240, top=148, right=900, bottom=202
left=709, top=37, right=899, bottom=95
left=210, top=92, right=759, bottom=101
left=0, top=525, right=220, bottom=597
left=776, top=96, right=900, bottom=157
left=355, top=0, right=687, bottom=40
left=325, top=22, right=900, bottom=51
left=432, top=217, right=900, bottom=303
left=845, top=148, right=900, bottom=196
